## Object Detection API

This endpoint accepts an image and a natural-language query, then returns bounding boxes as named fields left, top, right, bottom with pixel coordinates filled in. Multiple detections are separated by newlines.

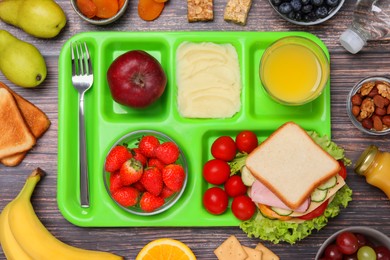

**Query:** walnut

left=359, top=81, right=375, bottom=96
left=359, top=97, right=375, bottom=119
left=376, top=82, right=390, bottom=99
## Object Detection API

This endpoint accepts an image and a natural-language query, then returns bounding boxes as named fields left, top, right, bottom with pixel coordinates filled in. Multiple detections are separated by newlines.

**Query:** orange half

left=136, top=238, right=196, bottom=260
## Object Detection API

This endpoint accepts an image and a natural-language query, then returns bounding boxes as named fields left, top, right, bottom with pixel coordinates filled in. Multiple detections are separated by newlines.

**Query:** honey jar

left=355, top=145, right=390, bottom=199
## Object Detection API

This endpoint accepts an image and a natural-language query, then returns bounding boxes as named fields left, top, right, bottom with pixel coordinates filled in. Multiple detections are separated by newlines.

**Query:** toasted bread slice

left=246, top=122, right=340, bottom=210
left=0, top=88, right=36, bottom=159
left=0, top=82, right=50, bottom=166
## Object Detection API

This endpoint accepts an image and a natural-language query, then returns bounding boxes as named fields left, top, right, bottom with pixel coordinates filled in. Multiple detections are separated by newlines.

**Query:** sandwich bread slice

left=0, top=88, right=36, bottom=159
left=0, top=82, right=51, bottom=166
left=245, top=122, right=340, bottom=210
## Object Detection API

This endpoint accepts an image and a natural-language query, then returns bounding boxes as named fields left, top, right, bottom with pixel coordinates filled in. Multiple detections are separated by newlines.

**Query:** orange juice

left=260, top=37, right=329, bottom=105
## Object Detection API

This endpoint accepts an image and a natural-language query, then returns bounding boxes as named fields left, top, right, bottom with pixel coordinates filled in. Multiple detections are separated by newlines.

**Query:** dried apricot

left=77, top=0, right=98, bottom=18
left=93, top=0, right=119, bottom=19
left=138, top=0, right=165, bottom=21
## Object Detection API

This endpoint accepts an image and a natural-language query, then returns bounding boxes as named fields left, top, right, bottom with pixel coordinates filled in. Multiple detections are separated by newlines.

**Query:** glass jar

left=355, top=145, right=390, bottom=198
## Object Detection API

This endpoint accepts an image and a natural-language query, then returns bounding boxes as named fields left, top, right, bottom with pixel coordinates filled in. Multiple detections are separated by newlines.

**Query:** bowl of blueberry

left=269, top=0, right=345, bottom=25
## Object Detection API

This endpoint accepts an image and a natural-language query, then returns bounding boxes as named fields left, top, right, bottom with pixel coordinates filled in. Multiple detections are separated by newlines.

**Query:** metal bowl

left=103, top=130, right=188, bottom=216
left=347, top=76, right=390, bottom=136
left=315, top=226, right=390, bottom=259
left=268, top=0, right=345, bottom=26
left=70, top=0, right=128, bottom=25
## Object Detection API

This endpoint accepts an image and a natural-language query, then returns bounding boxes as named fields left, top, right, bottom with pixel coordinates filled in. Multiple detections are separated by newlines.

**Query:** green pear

left=0, top=0, right=66, bottom=38
left=0, top=30, right=47, bottom=88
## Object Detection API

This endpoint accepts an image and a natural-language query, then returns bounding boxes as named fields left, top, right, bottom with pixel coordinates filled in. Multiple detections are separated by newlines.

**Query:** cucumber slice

left=241, top=166, right=256, bottom=186
left=271, top=207, right=293, bottom=216
left=311, top=188, right=328, bottom=202
left=318, top=176, right=337, bottom=190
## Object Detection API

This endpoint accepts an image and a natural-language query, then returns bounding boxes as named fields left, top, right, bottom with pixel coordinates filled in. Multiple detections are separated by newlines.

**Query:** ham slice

left=250, top=180, right=310, bottom=213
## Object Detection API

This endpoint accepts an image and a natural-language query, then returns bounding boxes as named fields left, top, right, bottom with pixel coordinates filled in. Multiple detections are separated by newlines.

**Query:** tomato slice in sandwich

left=298, top=199, right=329, bottom=220
left=338, top=161, right=347, bottom=180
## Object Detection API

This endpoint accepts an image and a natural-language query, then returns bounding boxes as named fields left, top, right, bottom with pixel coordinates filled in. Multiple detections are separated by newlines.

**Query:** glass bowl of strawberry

left=103, top=130, right=188, bottom=216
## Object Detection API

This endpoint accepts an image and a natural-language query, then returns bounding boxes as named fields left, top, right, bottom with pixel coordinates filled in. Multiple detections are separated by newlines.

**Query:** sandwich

left=232, top=122, right=352, bottom=244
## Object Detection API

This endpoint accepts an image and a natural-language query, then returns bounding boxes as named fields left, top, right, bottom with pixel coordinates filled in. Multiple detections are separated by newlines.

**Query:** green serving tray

left=57, top=31, right=331, bottom=227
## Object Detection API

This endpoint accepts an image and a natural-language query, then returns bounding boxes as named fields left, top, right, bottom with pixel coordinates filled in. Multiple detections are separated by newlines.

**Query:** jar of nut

left=347, top=76, right=390, bottom=135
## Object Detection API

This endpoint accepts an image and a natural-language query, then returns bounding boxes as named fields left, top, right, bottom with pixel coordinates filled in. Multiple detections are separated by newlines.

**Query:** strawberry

left=132, top=181, right=146, bottom=193
left=131, top=148, right=147, bottom=166
left=105, top=145, right=132, bottom=173
left=162, top=164, right=186, bottom=192
left=140, top=167, right=163, bottom=196
left=140, top=192, right=165, bottom=212
left=160, top=185, right=175, bottom=199
left=155, top=141, right=180, bottom=164
left=147, top=158, right=166, bottom=171
left=112, top=187, right=140, bottom=207
left=109, top=171, right=123, bottom=193
left=119, top=158, right=143, bottom=186
left=138, top=135, right=160, bottom=158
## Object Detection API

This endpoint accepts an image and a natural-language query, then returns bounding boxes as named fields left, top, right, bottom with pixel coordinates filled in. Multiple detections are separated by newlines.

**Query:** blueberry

left=295, top=11, right=303, bottom=20
left=301, top=0, right=310, bottom=4
left=287, top=11, right=296, bottom=20
left=326, top=0, right=339, bottom=7
left=304, top=12, right=317, bottom=21
left=302, top=4, right=313, bottom=14
left=311, top=0, right=323, bottom=6
left=290, top=0, right=302, bottom=11
left=271, top=0, right=283, bottom=6
left=278, top=3, right=293, bottom=14
left=315, top=6, right=328, bottom=18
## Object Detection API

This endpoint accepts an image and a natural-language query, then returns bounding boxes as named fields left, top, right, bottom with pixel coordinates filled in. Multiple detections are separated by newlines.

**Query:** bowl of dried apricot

left=70, top=0, right=128, bottom=25
left=347, top=76, right=390, bottom=135
left=103, top=130, right=188, bottom=216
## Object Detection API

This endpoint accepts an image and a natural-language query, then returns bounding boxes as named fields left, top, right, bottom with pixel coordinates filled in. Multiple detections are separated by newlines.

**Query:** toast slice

left=246, top=122, right=340, bottom=210
left=0, top=88, right=36, bottom=159
left=0, top=82, right=50, bottom=166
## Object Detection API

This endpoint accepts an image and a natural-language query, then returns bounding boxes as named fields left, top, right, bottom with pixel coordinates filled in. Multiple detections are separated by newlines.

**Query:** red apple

left=107, top=50, right=167, bottom=108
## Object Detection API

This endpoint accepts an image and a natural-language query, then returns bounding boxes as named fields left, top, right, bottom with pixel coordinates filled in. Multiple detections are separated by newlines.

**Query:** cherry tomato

left=338, top=161, right=347, bottom=180
left=324, top=244, right=343, bottom=260
left=203, top=159, right=230, bottom=185
left=224, top=175, right=247, bottom=197
left=203, top=187, right=228, bottom=215
left=231, top=195, right=256, bottom=221
left=298, top=199, right=329, bottom=220
left=211, top=136, right=237, bottom=161
left=336, top=231, right=359, bottom=255
left=235, top=130, right=258, bottom=154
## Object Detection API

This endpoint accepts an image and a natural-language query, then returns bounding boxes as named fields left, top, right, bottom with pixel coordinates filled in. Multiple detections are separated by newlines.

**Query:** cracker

left=214, top=235, right=247, bottom=260
left=187, top=0, right=213, bottom=22
left=242, top=245, right=262, bottom=260
left=224, top=0, right=252, bottom=25
left=255, top=242, right=280, bottom=260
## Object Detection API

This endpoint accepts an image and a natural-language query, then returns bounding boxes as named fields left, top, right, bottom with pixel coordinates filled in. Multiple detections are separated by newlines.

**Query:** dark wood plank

left=1, top=0, right=390, bottom=259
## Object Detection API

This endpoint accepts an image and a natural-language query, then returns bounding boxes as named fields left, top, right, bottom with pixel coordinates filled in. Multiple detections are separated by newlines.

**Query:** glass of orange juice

left=259, top=36, right=330, bottom=106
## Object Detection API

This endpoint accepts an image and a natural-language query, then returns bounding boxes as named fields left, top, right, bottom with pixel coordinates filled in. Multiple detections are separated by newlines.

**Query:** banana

left=0, top=203, right=32, bottom=260
left=4, top=168, right=123, bottom=260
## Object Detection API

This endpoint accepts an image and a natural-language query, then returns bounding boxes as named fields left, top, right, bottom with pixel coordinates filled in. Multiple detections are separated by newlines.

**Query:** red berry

left=138, top=135, right=160, bottom=158
left=140, top=167, right=163, bottom=196
left=162, top=164, right=185, bottom=192
left=131, top=148, right=147, bottom=166
left=109, top=171, right=123, bottom=193
left=155, top=141, right=180, bottom=164
left=148, top=158, right=166, bottom=171
left=105, top=145, right=132, bottom=172
left=119, top=158, right=143, bottom=186
left=112, top=187, right=139, bottom=207
left=132, top=181, right=146, bottom=193
left=160, top=186, right=175, bottom=199
left=140, top=192, right=165, bottom=212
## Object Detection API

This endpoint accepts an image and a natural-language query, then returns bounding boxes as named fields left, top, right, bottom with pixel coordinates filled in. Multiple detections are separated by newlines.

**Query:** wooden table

left=1, top=1, right=390, bottom=259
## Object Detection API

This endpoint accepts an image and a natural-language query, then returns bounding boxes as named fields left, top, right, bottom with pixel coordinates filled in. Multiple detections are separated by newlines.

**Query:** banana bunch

left=0, top=168, right=123, bottom=260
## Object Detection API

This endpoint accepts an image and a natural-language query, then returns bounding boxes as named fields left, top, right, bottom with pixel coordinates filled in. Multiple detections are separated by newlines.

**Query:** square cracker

left=242, top=245, right=262, bottom=260
left=214, top=235, right=247, bottom=260
left=255, top=242, right=279, bottom=260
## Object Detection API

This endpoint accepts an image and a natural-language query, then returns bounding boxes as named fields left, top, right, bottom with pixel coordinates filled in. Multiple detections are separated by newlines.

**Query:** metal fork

left=71, top=42, right=93, bottom=208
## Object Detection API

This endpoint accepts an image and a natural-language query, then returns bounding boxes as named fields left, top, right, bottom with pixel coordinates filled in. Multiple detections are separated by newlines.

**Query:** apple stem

left=133, top=73, right=145, bottom=88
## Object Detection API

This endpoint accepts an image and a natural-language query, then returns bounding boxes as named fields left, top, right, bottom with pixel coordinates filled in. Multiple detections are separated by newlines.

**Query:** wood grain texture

left=1, top=0, right=390, bottom=259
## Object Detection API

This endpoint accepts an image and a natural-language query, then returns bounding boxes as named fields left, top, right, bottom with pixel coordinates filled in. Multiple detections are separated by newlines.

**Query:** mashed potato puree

left=176, top=42, right=242, bottom=118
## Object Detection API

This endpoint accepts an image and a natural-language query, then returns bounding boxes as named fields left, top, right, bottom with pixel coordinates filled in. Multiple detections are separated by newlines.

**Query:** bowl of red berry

left=315, top=226, right=390, bottom=260
left=268, top=0, right=345, bottom=25
left=103, top=130, right=188, bottom=216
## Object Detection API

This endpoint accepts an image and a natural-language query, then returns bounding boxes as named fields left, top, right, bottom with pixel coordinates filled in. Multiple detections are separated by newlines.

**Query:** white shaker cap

left=339, top=29, right=366, bottom=54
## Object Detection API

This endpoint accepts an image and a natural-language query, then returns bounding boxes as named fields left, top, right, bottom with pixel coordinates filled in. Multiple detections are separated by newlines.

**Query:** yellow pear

left=0, top=30, right=47, bottom=88
left=0, top=0, right=66, bottom=38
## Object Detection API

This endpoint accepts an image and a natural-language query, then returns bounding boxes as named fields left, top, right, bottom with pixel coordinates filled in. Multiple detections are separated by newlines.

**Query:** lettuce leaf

left=240, top=185, right=352, bottom=244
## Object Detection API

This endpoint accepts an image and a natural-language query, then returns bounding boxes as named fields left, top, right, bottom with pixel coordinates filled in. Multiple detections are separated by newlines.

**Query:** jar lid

left=354, top=145, right=378, bottom=175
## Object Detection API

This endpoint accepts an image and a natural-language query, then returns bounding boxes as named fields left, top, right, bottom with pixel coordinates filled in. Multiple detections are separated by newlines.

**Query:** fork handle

left=79, top=93, right=90, bottom=207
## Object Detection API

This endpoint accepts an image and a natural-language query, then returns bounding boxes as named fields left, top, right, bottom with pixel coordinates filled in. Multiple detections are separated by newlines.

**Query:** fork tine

left=71, top=42, right=76, bottom=77
left=84, top=42, right=93, bottom=75
left=76, top=42, right=85, bottom=76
